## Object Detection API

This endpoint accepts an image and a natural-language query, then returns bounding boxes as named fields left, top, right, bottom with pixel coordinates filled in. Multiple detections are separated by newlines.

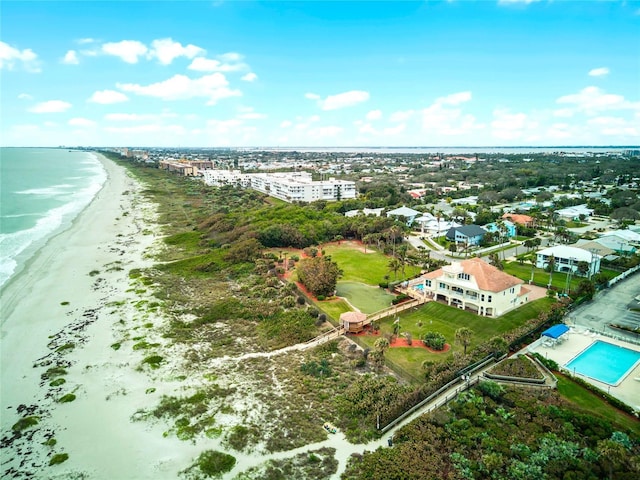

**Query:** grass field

left=335, top=282, right=396, bottom=313
left=504, top=262, right=585, bottom=291
left=556, top=375, right=640, bottom=437
left=322, top=243, right=421, bottom=285
left=355, top=298, right=555, bottom=379
left=316, top=298, right=352, bottom=322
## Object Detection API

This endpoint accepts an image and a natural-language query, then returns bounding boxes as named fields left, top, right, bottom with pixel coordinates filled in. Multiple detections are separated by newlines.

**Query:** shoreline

left=0, top=151, right=106, bottom=320
left=0, top=154, right=200, bottom=478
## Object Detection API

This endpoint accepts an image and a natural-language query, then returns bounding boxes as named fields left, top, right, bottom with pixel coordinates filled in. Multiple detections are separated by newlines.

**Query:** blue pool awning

left=542, top=324, right=569, bottom=339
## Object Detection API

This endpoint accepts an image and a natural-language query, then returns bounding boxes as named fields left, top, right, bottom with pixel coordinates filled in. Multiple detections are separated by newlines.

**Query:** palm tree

left=546, top=255, right=556, bottom=287
left=388, top=257, right=401, bottom=280
left=455, top=327, right=473, bottom=356
left=374, top=336, right=390, bottom=354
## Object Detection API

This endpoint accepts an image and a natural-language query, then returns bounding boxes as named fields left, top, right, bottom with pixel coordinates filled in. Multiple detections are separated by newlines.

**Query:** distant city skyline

left=1, top=0, right=639, bottom=147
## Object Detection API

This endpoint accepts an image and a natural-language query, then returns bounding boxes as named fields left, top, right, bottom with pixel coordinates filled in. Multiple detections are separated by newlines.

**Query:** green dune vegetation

left=106, top=153, right=639, bottom=478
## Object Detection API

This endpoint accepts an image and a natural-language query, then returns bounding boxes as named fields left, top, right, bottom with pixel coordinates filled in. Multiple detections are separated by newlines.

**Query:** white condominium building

left=201, top=170, right=357, bottom=203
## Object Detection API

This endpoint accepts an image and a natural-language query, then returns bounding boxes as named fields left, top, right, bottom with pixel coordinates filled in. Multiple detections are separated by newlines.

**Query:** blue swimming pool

left=413, top=284, right=425, bottom=292
left=565, top=340, right=640, bottom=386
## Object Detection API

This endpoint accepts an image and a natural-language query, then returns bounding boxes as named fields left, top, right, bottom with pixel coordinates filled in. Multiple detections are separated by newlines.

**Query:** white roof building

left=536, top=245, right=601, bottom=277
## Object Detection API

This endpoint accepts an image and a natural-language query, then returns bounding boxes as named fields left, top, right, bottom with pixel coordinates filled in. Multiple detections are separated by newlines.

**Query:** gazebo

left=340, top=311, right=368, bottom=334
left=541, top=324, right=570, bottom=346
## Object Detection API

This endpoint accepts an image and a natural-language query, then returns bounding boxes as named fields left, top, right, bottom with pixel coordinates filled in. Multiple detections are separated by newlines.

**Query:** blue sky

left=1, top=0, right=639, bottom=147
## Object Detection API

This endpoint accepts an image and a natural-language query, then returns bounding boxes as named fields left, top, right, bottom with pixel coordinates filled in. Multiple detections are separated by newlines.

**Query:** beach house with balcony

left=411, top=258, right=529, bottom=317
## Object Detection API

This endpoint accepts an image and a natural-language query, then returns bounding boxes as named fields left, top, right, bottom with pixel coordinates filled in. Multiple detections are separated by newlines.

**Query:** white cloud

left=62, top=50, right=79, bottom=65
left=390, top=110, right=415, bottom=122
left=587, top=116, right=638, bottom=137
left=422, top=92, right=479, bottom=136
left=102, top=40, right=148, bottom=63
left=77, top=38, right=96, bottom=44
left=588, top=67, right=610, bottom=77
left=104, top=124, right=187, bottom=135
left=0, top=41, right=40, bottom=72
left=238, top=112, right=266, bottom=120
left=68, top=117, right=96, bottom=127
left=384, top=123, right=406, bottom=136
left=219, top=52, right=243, bottom=62
left=88, top=90, right=129, bottom=104
left=29, top=100, right=72, bottom=113
left=305, top=93, right=321, bottom=100
left=117, top=73, right=241, bottom=104
left=490, top=108, right=537, bottom=140
left=556, top=86, right=640, bottom=115
left=280, top=120, right=292, bottom=128
left=434, top=91, right=472, bottom=106
left=320, top=90, right=370, bottom=110
left=187, top=56, right=246, bottom=72
left=18, top=93, right=33, bottom=100
left=104, top=112, right=177, bottom=122
left=149, top=38, right=204, bottom=65
left=366, top=109, right=382, bottom=121
left=241, top=72, right=258, bottom=82
left=308, top=125, right=343, bottom=138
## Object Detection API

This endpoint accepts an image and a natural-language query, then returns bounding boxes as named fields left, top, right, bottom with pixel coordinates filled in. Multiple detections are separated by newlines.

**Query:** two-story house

left=445, top=225, right=487, bottom=246
left=410, top=258, right=529, bottom=317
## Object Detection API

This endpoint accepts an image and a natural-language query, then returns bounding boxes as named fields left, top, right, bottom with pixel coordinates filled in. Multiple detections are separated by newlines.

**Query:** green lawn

left=504, top=261, right=585, bottom=291
left=335, top=282, right=396, bottom=313
left=316, top=298, right=352, bottom=323
left=322, top=243, right=421, bottom=285
left=355, top=298, right=555, bottom=380
left=556, top=375, right=640, bottom=437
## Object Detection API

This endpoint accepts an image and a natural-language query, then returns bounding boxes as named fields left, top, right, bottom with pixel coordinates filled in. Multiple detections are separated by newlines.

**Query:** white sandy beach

left=0, top=155, right=204, bottom=478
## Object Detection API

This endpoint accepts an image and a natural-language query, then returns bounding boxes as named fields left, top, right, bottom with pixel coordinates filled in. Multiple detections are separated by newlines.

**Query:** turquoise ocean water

left=0, top=148, right=107, bottom=289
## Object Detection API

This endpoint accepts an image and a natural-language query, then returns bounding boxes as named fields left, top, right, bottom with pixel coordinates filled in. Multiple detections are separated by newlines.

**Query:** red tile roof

left=424, top=258, right=523, bottom=293
left=502, top=213, right=534, bottom=226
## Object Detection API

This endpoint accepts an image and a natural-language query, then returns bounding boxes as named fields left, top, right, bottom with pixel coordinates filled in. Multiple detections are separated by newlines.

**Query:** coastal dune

left=0, top=155, right=200, bottom=478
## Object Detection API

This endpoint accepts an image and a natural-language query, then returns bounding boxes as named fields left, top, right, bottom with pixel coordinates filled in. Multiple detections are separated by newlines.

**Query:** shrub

left=49, top=378, right=66, bottom=387
left=477, top=380, right=505, bottom=400
left=49, top=453, right=69, bottom=466
left=142, top=355, right=164, bottom=369
left=379, top=282, right=389, bottom=289
left=12, top=416, right=39, bottom=432
left=391, top=294, right=410, bottom=305
left=423, top=331, right=446, bottom=351
left=58, top=393, right=76, bottom=403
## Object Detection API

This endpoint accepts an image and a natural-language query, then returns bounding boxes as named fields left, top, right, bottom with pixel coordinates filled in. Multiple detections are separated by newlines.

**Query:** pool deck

left=527, top=327, right=640, bottom=412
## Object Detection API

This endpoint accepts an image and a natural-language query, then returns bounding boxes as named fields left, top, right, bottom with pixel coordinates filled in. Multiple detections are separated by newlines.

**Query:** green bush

left=196, top=450, right=236, bottom=477
left=423, top=331, right=446, bottom=351
left=142, top=355, right=164, bottom=369
left=12, top=416, right=39, bottom=432
left=58, top=393, right=76, bottom=403
left=49, top=453, right=69, bottom=466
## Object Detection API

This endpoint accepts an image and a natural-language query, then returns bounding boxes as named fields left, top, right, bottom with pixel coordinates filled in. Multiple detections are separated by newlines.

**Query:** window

left=481, top=294, right=485, bottom=301
left=458, top=273, right=470, bottom=281
left=425, top=280, right=432, bottom=287
left=439, top=282, right=447, bottom=289
left=488, top=295, right=492, bottom=303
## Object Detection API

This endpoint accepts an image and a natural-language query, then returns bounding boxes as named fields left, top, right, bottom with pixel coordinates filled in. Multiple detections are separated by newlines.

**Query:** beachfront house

left=445, top=225, right=487, bottom=246
left=411, top=258, right=529, bottom=317
left=536, top=245, right=601, bottom=277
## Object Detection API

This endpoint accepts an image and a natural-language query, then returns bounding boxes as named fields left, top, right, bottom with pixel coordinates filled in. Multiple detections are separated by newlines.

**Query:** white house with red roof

left=409, top=258, right=529, bottom=317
